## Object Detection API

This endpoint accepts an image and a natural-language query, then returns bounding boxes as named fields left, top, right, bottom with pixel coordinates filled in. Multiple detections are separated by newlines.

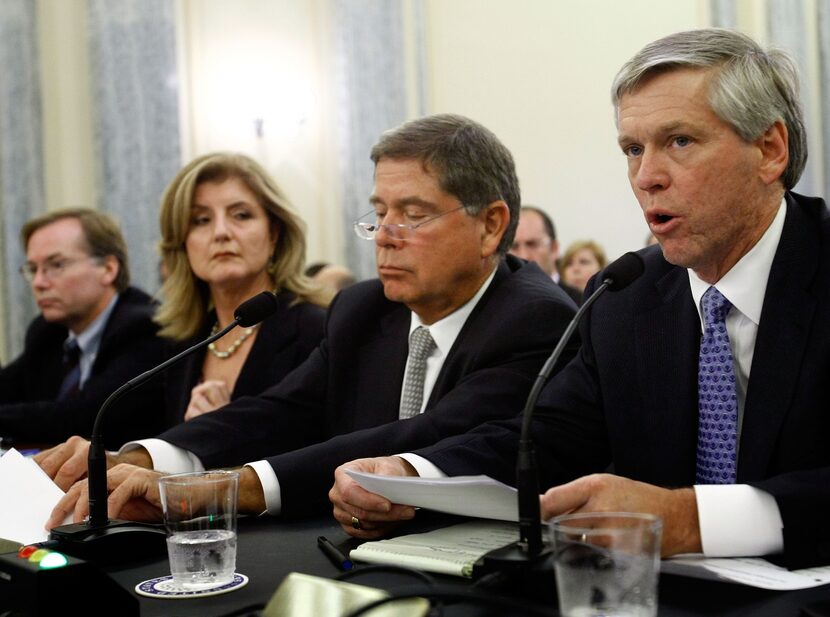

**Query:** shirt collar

left=409, top=266, right=498, bottom=355
left=688, top=198, right=786, bottom=329
left=67, top=293, right=120, bottom=355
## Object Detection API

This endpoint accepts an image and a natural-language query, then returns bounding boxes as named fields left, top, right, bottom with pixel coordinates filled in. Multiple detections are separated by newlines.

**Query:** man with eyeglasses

left=0, top=208, right=165, bottom=449
left=39, top=114, right=578, bottom=528
left=510, top=206, right=582, bottom=305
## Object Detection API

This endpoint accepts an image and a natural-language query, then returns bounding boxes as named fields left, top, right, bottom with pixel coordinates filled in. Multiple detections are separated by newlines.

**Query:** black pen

left=317, top=535, right=353, bottom=571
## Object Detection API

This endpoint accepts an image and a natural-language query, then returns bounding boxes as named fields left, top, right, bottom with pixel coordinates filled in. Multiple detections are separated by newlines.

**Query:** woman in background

left=157, top=152, right=330, bottom=426
left=560, top=239, right=607, bottom=293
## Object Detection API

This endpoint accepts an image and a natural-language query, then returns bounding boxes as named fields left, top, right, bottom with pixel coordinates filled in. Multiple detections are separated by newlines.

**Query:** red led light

left=17, top=545, right=38, bottom=559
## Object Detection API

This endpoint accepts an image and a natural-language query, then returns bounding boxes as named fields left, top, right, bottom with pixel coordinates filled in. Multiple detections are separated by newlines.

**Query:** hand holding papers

left=344, top=470, right=518, bottom=522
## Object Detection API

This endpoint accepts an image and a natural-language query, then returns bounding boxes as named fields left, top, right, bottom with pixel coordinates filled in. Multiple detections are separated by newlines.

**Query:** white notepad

left=349, top=520, right=517, bottom=578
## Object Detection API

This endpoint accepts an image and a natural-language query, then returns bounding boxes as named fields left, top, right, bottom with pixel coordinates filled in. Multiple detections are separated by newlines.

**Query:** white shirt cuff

left=246, top=459, right=282, bottom=516
left=694, top=484, right=783, bottom=556
left=120, top=439, right=204, bottom=474
left=398, top=453, right=447, bottom=478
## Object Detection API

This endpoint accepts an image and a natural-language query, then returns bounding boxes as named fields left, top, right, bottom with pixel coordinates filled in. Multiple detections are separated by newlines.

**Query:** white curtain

left=87, top=0, right=181, bottom=295
left=711, top=0, right=828, bottom=199
left=331, top=0, right=426, bottom=280
left=0, top=0, right=44, bottom=360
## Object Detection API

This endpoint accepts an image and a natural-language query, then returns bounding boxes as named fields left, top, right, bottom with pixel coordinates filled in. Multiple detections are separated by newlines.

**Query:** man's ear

left=480, top=201, right=511, bottom=258
left=757, top=119, right=789, bottom=186
left=99, top=255, right=119, bottom=287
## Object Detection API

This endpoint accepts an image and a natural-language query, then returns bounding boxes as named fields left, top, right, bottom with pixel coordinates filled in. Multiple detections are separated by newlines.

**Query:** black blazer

left=0, top=287, right=167, bottom=448
left=419, top=192, right=830, bottom=569
left=157, top=256, right=579, bottom=517
left=161, top=292, right=326, bottom=428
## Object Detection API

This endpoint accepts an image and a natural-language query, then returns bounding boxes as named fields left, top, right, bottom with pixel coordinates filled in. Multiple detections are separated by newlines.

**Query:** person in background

left=305, top=261, right=357, bottom=295
left=0, top=208, right=165, bottom=448
left=510, top=206, right=581, bottom=304
left=155, top=152, right=329, bottom=426
left=560, top=239, right=607, bottom=292
left=330, top=29, right=830, bottom=570
left=39, top=113, right=577, bottom=528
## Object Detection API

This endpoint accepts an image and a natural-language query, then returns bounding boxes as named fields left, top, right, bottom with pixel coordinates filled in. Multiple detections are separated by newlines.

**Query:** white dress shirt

left=123, top=267, right=499, bottom=515
left=405, top=199, right=788, bottom=558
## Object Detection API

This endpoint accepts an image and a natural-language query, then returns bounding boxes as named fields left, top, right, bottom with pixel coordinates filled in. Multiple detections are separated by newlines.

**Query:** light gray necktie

left=399, top=326, right=436, bottom=419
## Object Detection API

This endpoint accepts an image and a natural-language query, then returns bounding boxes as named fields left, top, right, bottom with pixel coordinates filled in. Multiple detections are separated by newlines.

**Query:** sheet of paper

left=0, top=448, right=69, bottom=545
left=345, top=470, right=518, bottom=522
left=662, top=554, right=830, bottom=590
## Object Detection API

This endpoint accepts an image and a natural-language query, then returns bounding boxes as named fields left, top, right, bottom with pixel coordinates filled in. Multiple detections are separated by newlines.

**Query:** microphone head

left=602, top=251, right=645, bottom=291
left=234, top=291, right=280, bottom=326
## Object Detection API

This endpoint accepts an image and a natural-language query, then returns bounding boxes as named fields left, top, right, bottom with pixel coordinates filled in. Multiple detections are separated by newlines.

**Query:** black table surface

left=102, top=514, right=830, bottom=617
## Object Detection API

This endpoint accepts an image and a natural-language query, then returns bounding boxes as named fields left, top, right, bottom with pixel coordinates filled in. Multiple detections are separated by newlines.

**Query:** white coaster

left=135, top=573, right=248, bottom=599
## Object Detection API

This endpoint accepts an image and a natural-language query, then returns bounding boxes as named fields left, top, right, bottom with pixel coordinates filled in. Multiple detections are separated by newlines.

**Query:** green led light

left=39, top=552, right=69, bottom=569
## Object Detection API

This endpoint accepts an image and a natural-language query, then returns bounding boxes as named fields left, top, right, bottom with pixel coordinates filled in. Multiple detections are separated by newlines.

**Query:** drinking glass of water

left=550, top=512, right=662, bottom=617
left=158, top=470, right=239, bottom=590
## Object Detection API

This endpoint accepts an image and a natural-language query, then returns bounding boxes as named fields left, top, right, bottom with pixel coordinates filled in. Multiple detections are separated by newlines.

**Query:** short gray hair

left=612, top=28, right=807, bottom=189
left=370, top=114, right=520, bottom=256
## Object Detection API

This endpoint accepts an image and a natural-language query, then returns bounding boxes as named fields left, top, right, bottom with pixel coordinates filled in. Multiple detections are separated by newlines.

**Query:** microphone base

left=472, top=541, right=556, bottom=605
left=49, top=519, right=167, bottom=564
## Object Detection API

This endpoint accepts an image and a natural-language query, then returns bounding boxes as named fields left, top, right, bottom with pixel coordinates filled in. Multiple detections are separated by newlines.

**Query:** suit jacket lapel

left=739, top=195, right=819, bottom=481
left=425, top=260, right=510, bottom=407
left=364, top=302, right=410, bottom=419
left=633, top=264, right=700, bottom=483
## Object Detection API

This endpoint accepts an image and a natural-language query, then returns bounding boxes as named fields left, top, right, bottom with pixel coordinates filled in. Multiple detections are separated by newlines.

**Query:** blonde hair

left=155, top=152, right=331, bottom=340
left=561, top=240, right=607, bottom=271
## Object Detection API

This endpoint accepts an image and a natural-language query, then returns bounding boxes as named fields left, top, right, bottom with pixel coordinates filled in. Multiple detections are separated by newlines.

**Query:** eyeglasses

left=353, top=205, right=468, bottom=241
left=20, top=256, right=98, bottom=283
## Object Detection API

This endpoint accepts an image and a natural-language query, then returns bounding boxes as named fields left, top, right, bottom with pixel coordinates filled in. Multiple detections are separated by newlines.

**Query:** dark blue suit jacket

left=0, top=287, right=166, bottom=448
left=157, top=255, right=578, bottom=517
left=418, top=192, right=830, bottom=569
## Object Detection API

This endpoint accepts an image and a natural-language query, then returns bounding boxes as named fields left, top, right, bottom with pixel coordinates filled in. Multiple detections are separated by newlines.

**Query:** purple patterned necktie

left=696, top=286, right=738, bottom=484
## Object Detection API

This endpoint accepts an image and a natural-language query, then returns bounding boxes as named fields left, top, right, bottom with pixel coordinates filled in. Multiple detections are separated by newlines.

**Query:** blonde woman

left=561, top=240, right=607, bottom=293
left=157, top=153, right=330, bottom=427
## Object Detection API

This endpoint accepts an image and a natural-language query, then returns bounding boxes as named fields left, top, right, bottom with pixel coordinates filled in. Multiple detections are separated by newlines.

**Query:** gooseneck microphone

left=49, top=291, right=280, bottom=562
left=474, top=251, right=645, bottom=576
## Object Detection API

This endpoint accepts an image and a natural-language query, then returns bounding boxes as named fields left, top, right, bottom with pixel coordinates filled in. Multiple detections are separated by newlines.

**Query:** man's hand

left=34, top=437, right=153, bottom=492
left=329, top=457, right=419, bottom=539
left=45, top=464, right=167, bottom=530
left=540, top=473, right=701, bottom=557
left=185, top=380, right=231, bottom=421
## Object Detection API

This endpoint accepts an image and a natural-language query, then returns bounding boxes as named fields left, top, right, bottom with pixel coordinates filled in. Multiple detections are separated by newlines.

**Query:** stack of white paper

left=0, top=448, right=69, bottom=545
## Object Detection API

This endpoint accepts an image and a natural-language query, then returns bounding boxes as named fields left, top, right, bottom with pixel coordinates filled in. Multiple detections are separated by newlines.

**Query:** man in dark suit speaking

left=0, top=209, right=164, bottom=448
left=330, top=29, right=830, bottom=569
left=40, top=114, right=577, bottom=524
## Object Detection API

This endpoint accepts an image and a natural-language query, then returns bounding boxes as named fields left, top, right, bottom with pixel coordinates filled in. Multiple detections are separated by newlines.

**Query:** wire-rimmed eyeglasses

left=19, top=256, right=98, bottom=283
left=353, top=205, right=468, bottom=240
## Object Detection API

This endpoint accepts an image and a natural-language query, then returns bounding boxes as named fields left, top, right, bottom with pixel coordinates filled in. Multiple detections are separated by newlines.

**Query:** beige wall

left=178, top=0, right=342, bottom=268
left=37, top=0, right=97, bottom=214
left=422, top=0, right=709, bottom=261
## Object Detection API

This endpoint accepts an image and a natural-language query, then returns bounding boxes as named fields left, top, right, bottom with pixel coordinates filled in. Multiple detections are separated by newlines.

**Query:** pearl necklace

left=207, top=322, right=259, bottom=359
